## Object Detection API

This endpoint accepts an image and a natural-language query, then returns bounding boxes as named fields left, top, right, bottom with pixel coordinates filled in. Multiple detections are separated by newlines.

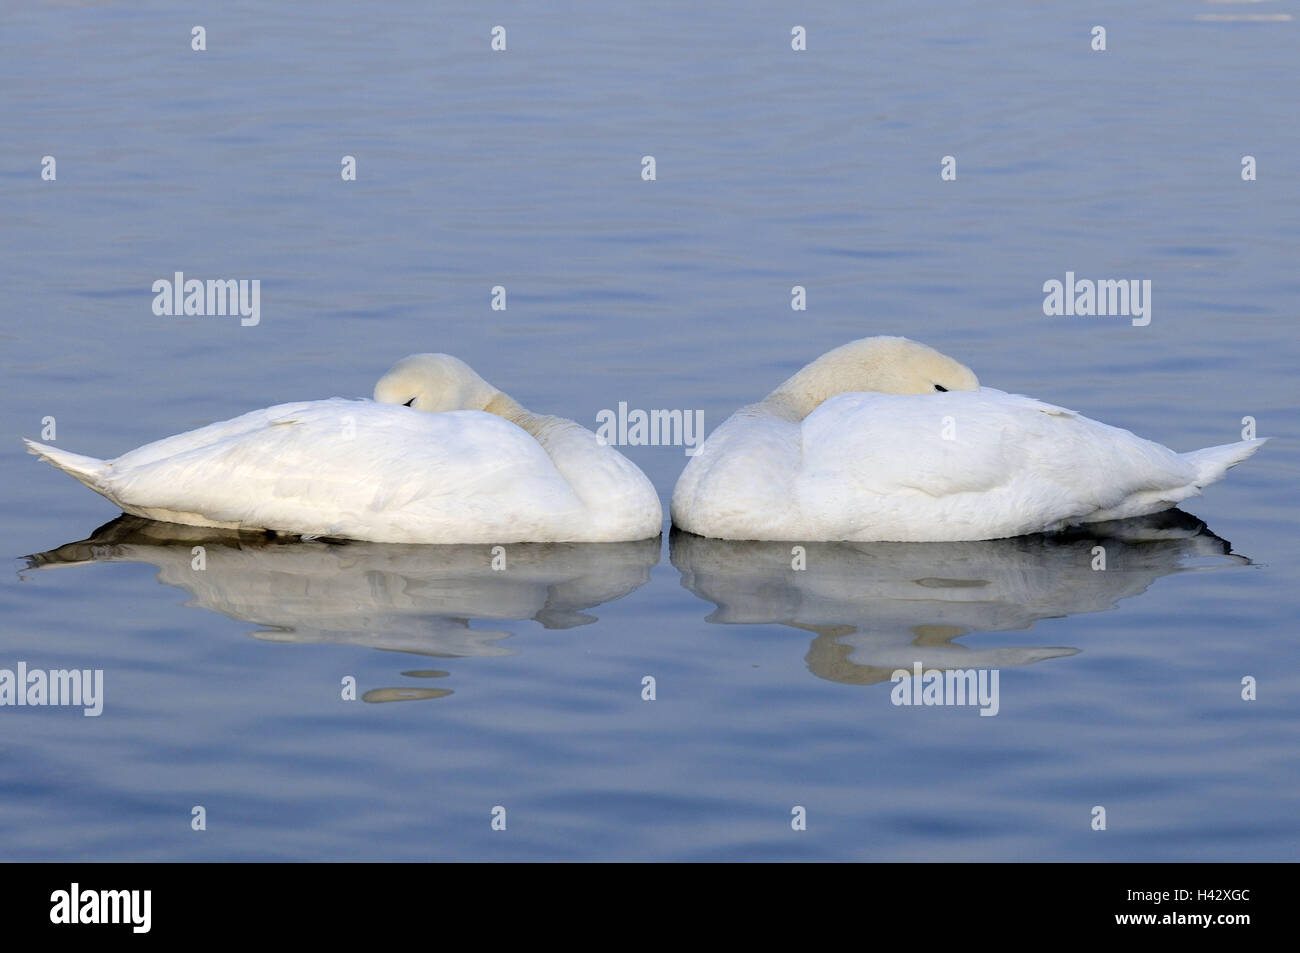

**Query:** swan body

left=26, top=355, right=663, bottom=543
left=671, top=337, right=1265, bottom=542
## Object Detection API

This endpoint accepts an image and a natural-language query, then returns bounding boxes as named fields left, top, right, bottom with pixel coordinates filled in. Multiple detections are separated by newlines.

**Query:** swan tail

left=24, top=439, right=115, bottom=495
left=1183, top=437, right=1268, bottom=487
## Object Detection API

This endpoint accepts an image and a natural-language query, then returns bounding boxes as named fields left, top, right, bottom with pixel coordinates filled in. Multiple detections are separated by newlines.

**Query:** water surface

left=2, top=1, right=1297, bottom=860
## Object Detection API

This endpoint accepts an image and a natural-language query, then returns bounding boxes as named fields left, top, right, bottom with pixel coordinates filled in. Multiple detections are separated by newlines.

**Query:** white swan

left=25, top=354, right=663, bottom=543
left=671, top=336, right=1266, bottom=542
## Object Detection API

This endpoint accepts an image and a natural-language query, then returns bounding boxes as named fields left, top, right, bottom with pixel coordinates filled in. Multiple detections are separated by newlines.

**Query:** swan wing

left=797, top=389, right=1197, bottom=540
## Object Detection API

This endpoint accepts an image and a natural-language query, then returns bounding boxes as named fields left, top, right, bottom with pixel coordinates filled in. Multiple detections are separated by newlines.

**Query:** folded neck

left=484, top=391, right=546, bottom=436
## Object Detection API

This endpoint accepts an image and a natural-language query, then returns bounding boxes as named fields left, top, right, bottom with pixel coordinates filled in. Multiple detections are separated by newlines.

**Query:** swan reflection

left=669, top=510, right=1248, bottom=686
left=25, top=516, right=661, bottom=701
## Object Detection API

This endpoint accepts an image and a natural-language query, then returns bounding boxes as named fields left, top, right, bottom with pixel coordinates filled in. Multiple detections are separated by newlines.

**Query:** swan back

left=673, top=337, right=980, bottom=533
left=375, top=353, right=662, bottom=539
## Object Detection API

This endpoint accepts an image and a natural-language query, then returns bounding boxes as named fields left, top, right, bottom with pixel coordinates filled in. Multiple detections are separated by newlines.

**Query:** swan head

left=373, top=353, right=501, bottom=413
left=768, top=336, right=979, bottom=418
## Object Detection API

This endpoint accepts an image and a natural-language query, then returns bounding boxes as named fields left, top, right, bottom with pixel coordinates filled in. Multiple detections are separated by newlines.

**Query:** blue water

left=1, top=1, right=1297, bottom=860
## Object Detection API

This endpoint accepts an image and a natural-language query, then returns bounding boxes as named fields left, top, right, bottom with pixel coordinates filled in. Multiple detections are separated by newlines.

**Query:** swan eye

left=934, top=384, right=948, bottom=392
left=403, top=397, right=416, bottom=407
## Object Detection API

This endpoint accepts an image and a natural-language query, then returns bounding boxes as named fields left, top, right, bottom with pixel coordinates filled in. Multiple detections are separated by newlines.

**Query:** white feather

left=27, top=357, right=663, bottom=543
left=672, top=339, right=1265, bottom=541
